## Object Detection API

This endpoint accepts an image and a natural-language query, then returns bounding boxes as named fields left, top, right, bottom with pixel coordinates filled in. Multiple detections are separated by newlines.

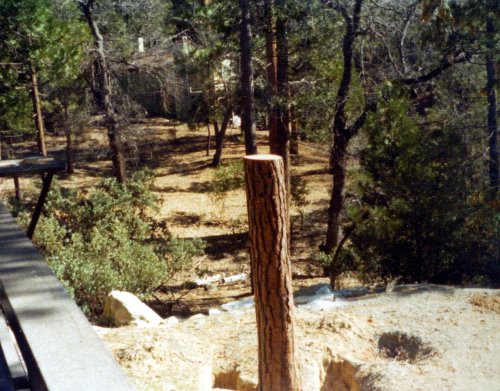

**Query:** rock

left=163, top=316, right=179, bottom=326
left=188, top=313, right=207, bottom=322
left=208, top=308, right=222, bottom=316
left=103, top=291, right=162, bottom=327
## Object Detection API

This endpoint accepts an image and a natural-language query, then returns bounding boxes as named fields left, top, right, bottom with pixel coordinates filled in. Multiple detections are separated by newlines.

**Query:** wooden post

left=27, top=173, right=54, bottom=239
left=244, top=154, right=301, bottom=391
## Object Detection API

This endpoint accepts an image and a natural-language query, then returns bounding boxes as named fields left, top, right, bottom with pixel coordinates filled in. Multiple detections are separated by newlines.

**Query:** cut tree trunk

left=239, top=0, right=258, bottom=155
left=244, top=154, right=301, bottom=391
left=29, top=62, right=47, bottom=157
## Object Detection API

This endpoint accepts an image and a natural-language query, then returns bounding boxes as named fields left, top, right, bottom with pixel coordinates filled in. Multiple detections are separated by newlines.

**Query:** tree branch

left=399, top=0, right=421, bottom=74
left=322, top=0, right=351, bottom=25
left=349, top=100, right=377, bottom=138
left=401, top=52, right=472, bottom=85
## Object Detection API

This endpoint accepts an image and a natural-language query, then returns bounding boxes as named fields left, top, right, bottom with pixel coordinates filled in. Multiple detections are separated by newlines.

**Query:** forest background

left=0, top=0, right=498, bottom=317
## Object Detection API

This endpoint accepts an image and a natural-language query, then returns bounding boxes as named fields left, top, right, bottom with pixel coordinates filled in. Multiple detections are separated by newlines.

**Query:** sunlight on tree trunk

left=29, top=62, right=47, bottom=157
left=244, top=154, right=301, bottom=391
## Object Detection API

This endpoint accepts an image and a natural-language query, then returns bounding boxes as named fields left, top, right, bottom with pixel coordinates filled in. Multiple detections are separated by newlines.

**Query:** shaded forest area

left=0, top=0, right=498, bottom=317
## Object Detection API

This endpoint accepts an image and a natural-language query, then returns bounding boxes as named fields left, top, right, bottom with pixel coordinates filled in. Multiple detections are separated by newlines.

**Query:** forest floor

left=1, top=119, right=499, bottom=390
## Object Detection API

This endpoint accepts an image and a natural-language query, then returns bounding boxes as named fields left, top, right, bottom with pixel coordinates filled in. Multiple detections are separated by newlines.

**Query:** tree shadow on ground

left=201, top=232, right=249, bottom=260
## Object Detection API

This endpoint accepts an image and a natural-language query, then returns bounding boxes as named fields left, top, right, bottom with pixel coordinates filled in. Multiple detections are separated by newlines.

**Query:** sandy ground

left=0, top=120, right=332, bottom=284
left=94, top=285, right=500, bottom=391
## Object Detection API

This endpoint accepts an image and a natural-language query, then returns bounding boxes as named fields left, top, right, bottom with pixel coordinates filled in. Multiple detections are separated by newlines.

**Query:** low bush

left=9, top=169, right=204, bottom=316
left=209, top=160, right=245, bottom=213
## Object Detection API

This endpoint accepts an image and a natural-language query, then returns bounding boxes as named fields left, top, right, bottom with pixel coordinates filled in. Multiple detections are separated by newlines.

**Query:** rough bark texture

left=80, top=0, right=127, bottom=183
left=244, top=155, right=301, bottom=391
left=239, top=0, right=258, bottom=155
left=29, top=62, right=47, bottom=157
left=486, top=10, right=498, bottom=195
left=211, top=106, right=233, bottom=167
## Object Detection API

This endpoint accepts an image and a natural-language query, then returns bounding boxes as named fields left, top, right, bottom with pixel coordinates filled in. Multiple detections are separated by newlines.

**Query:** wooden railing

left=0, top=203, right=136, bottom=391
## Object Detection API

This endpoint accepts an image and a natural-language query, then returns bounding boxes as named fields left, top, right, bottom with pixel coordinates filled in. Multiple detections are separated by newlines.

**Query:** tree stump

left=244, top=154, right=301, bottom=391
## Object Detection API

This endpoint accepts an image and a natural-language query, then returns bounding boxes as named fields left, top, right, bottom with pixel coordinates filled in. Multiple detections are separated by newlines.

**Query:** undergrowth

left=6, top=169, right=204, bottom=316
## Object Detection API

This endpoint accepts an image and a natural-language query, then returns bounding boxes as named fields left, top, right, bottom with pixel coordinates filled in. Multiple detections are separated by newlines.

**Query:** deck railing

left=0, top=203, right=136, bottom=391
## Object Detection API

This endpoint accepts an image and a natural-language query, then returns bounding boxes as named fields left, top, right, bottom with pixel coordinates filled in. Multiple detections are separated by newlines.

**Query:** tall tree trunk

left=325, top=133, right=348, bottom=254
left=486, top=10, right=498, bottom=196
left=29, top=62, right=47, bottom=156
left=211, top=106, right=233, bottom=167
left=81, top=0, right=126, bottom=183
left=244, top=155, right=302, bottom=391
left=274, top=0, right=291, bottom=200
left=14, top=177, right=22, bottom=202
left=239, top=0, right=258, bottom=155
left=290, top=104, right=299, bottom=155
left=264, top=0, right=279, bottom=153
left=324, top=0, right=364, bottom=255
left=63, top=91, right=75, bottom=174
left=206, top=123, right=211, bottom=156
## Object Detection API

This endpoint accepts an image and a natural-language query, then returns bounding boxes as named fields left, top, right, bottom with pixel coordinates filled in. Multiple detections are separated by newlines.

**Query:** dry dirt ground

left=1, top=120, right=499, bottom=390
left=94, top=286, right=500, bottom=391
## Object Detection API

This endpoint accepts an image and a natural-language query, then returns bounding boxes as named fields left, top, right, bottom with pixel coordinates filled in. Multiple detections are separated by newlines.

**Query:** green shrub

left=291, top=175, right=310, bottom=228
left=344, top=94, right=499, bottom=285
left=10, top=169, right=204, bottom=316
left=209, top=160, right=244, bottom=213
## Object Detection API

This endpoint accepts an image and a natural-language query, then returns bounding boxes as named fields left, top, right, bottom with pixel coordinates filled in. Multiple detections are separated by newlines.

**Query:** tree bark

left=63, top=91, right=75, bottom=174
left=211, top=106, right=233, bottom=167
left=325, top=132, right=348, bottom=254
left=290, top=105, right=299, bottom=155
left=14, top=177, right=22, bottom=202
left=29, top=62, right=47, bottom=157
left=264, top=0, right=279, bottom=154
left=80, top=0, right=127, bottom=183
left=273, top=0, right=290, bottom=192
left=206, top=123, right=211, bottom=156
left=244, top=155, right=301, bottom=391
left=239, top=0, right=258, bottom=155
left=486, top=10, right=498, bottom=195
left=324, top=0, right=363, bottom=255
